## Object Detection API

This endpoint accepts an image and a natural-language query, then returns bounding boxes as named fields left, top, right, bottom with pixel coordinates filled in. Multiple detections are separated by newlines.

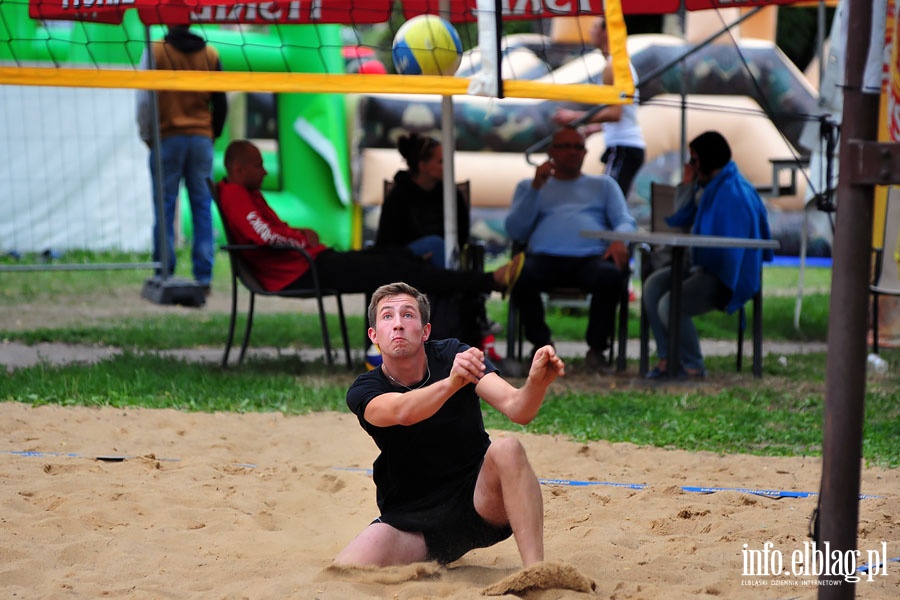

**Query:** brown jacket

left=139, top=26, right=227, bottom=142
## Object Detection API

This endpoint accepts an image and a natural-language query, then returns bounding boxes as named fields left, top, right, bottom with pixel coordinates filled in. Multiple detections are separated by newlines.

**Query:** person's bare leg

left=334, top=522, right=428, bottom=567
left=473, top=438, right=544, bottom=566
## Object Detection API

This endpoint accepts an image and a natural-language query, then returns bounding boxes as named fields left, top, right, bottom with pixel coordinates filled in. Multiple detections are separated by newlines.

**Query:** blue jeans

left=642, top=265, right=728, bottom=371
left=149, top=135, right=215, bottom=285
left=407, top=234, right=446, bottom=268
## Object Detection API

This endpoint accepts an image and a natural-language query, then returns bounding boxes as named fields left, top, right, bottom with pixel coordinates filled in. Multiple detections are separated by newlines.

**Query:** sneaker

left=645, top=360, right=669, bottom=380
left=645, top=365, right=669, bottom=380
left=480, top=334, right=504, bottom=363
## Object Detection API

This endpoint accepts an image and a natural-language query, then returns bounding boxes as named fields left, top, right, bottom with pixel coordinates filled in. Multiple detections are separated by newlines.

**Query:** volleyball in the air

left=364, top=344, right=383, bottom=371
left=392, top=14, right=463, bottom=76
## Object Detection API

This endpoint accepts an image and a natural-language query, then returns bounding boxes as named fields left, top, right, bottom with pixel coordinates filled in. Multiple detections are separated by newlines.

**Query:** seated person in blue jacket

left=376, top=132, right=469, bottom=268
left=335, top=282, right=565, bottom=568
left=505, top=126, right=637, bottom=371
left=643, top=131, right=774, bottom=379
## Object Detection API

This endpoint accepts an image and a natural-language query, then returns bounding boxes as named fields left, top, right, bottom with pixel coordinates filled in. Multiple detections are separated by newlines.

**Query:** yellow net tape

left=1, top=0, right=634, bottom=105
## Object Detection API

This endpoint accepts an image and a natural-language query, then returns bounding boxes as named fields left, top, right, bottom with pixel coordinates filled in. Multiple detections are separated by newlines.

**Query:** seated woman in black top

left=377, top=132, right=469, bottom=267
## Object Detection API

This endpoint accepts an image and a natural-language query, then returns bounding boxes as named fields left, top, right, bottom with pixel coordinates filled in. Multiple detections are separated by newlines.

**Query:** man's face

left=689, top=149, right=712, bottom=183
left=547, top=129, right=587, bottom=177
left=369, top=294, right=430, bottom=358
left=590, top=17, right=609, bottom=54
left=235, top=146, right=267, bottom=191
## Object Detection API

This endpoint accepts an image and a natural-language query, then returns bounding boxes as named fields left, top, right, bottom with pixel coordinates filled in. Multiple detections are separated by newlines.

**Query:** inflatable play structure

left=0, top=8, right=352, bottom=253
left=354, top=28, right=830, bottom=256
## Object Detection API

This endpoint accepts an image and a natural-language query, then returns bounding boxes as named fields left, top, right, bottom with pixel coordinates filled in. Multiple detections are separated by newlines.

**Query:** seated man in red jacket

left=216, top=140, right=523, bottom=300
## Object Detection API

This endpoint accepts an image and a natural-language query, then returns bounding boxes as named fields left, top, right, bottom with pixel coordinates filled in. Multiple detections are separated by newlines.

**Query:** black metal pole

left=818, top=0, right=877, bottom=597
left=146, top=25, right=168, bottom=282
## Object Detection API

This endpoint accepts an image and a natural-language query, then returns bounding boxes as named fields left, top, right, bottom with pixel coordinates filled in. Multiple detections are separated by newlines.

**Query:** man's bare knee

left=485, top=438, right=530, bottom=471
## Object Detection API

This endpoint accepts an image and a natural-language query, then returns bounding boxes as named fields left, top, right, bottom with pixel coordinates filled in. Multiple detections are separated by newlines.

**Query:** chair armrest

left=220, top=243, right=324, bottom=289
left=221, top=242, right=314, bottom=261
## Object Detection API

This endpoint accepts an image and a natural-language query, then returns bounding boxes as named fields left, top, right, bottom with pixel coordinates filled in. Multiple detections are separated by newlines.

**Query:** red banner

left=28, top=0, right=811, bottom=26
left=187, top=0, right=393, bottom=24
left=684, top=0, right=810, bottom=9
left=401, top=1, right=681, bottom=22
left=28, top=0, right=394, bottom=25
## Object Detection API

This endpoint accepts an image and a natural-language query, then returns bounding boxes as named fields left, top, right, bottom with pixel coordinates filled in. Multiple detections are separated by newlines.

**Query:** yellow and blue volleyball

left=364, top=344, right=383, bottom=371
left=392, top=15, right=463, bottom=76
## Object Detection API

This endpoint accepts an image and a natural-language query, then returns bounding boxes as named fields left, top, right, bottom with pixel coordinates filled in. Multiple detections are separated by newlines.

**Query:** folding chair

left=639, top=182, right=765, bottom=377
left=209, top=180, right=352, bottom=369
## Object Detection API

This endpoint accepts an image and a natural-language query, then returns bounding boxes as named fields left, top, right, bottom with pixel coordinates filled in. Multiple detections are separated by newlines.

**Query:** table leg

left=667, top=248, right=685, bottom=378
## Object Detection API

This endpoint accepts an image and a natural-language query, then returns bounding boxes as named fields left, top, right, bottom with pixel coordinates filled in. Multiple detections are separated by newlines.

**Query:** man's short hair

left=367, top=282, right=431, bottom=328
left=689, top=131, right=732, bottom=175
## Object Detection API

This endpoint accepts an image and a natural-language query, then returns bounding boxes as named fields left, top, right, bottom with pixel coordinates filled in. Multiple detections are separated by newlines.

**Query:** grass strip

left=2, top=350, right=897, bottom=468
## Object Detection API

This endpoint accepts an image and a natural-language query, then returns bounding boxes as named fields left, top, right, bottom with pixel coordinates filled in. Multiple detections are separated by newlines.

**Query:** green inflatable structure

left=1, top=5, right=353, bottom=250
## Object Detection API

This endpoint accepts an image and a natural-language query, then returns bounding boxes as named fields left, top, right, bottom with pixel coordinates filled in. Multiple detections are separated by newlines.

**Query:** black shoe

left=584, top=348, right=614, bottom=374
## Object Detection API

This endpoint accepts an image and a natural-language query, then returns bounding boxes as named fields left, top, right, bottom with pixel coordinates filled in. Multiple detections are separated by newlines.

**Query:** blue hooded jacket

left=666, top=161, right=774, bottom=314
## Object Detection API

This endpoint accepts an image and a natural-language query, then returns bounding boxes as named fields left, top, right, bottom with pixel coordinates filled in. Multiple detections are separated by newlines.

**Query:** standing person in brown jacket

left=137, top=23, right=228, bottom=294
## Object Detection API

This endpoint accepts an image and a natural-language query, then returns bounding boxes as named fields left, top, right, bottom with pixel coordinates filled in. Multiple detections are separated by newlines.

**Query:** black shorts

left=375, top=469, right=513, bottom=565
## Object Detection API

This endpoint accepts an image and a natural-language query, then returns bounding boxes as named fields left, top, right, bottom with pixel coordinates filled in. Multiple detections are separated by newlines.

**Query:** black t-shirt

left=346, top=339, right=498, bottom=527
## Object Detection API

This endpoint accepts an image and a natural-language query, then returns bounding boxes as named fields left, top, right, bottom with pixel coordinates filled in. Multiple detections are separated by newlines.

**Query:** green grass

left=489, top=264, right=832, bottom=343
left=7, top=312, right=369, bottom=350
left=3, top=251, right=897, bottom=469
left=2, top=353, right=351, bottom=414
left=1, top=350, right=897, bottom=468
left=2, top=250, right=831, bottom=349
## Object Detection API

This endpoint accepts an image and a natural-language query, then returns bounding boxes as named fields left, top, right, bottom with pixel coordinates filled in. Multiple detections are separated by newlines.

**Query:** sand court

left=1, top=402, right=896, bottom=599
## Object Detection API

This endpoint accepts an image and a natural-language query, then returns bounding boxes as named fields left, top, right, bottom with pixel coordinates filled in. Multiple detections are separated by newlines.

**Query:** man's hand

left=603, top=240, right=629, bottom=271
left=581, top=123, right=603, bottom=136
left=532, top=160, right=555, bottom=190
left=449, top=347, right=487, bottom=388
left=683, top=161, right=696, bottom=184
left=528, top=345, right=565, bottom=387
left=294, top=228, right=320, bottom=246
left=552, top=108, right=583, bottom=127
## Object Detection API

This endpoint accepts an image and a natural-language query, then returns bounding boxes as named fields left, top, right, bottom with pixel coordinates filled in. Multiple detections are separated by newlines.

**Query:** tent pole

left=441, top=95, right=458, bottom=269
left=817, top=0, right=877, bottom=596
left=678, top=1, right=687, bottom=168
left=439, top=0, right=458, bottom=269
